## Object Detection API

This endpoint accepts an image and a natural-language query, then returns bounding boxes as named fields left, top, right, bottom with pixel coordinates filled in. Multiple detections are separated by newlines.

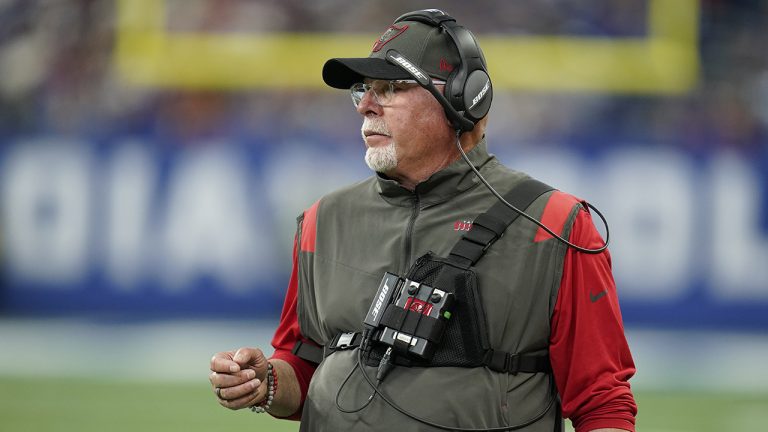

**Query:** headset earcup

left=392, top=11, right=490, bottom=131
left=441, top=67, right=474, bottom=132
left=444, top=66, right=463, bottom=113
left=462, top=70, right=492, bottom=122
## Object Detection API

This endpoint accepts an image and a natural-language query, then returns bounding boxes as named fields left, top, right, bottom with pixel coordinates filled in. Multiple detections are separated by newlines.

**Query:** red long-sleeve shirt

left=270, top=194, right=637, bottom=431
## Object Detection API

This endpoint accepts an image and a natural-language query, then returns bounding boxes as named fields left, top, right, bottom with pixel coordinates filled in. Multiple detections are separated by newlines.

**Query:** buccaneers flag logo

left=372, top=24, right=408, bottom=52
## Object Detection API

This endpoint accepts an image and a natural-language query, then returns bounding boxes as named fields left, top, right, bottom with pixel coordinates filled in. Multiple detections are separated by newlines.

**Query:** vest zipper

left=403, top=193, right=420, bottom=271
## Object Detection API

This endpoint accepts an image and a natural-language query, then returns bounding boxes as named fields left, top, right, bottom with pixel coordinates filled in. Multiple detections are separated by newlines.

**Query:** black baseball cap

left=322, top=14, right=462, bottom=89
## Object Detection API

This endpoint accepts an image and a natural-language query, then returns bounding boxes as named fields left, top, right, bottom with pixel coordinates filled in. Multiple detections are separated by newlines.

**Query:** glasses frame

left=350, top=79, right=447, bottom=108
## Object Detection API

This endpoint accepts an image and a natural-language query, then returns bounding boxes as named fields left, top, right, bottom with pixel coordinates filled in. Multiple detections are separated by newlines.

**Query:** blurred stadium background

left=1, top=0, right=767, bottom=431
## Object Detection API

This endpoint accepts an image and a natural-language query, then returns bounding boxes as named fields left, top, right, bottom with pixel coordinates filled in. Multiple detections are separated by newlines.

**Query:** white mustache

left=361, top=118, right=391, bottom=137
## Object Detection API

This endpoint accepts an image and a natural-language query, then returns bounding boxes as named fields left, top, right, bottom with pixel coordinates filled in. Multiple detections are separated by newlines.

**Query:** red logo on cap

left=440, top=58, right=454, bottom=72
left=372, top=24, right=408, bottom=52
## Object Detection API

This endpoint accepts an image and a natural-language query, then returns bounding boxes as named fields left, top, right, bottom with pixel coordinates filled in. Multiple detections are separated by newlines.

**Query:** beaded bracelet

left=250, top=362, right=277, bottom=413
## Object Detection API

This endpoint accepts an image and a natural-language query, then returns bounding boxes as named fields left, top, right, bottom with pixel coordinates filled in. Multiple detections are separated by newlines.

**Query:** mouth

left=363, top=130, right=390, bottom=137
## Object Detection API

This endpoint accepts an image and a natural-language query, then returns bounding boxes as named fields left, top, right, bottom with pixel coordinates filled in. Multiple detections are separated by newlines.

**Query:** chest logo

left=454, top=220, right=473, bottom=232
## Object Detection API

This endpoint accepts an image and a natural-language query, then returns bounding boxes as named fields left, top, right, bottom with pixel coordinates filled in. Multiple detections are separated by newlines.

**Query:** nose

left=356, top=88, right=383, bottom=116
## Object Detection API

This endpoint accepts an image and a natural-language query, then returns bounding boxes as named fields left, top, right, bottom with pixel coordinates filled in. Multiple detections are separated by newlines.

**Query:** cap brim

left=322, top=57, right=412, bottom=89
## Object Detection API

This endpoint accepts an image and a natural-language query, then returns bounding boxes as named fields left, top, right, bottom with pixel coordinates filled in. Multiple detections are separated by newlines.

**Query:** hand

left=209, top=347, right=270, bottom=410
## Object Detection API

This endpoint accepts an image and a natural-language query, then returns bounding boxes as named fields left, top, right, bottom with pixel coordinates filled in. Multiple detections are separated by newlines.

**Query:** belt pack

left=293, top=179, right=554, bottom=375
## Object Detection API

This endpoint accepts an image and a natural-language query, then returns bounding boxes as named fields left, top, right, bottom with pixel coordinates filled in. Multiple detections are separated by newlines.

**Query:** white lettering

left=470, top=79, right=490, bottom=109
left=158, top=145, right=273, bottom=294
left=372, top=280, right=391, bottom=319
left=3, top=136, right=768, bottom=318
left=710, top=153, right=768, bottom=299
left=103, top=142, right=155, bottom=291
left=0, top=140, right=91, bottom=285
left=391, top=55, right=427, bottom=81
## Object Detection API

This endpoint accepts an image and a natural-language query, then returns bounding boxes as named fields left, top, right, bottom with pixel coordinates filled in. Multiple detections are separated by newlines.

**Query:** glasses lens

left=350, top=83, right=367, bottom=107
left=350, top=81, right=415, bottom=107
left=370, top=81, right=392, bottom=105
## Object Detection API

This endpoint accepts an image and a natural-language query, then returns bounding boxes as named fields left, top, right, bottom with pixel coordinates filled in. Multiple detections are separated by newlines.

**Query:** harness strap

left=293, top=332, right=551, bottom=375
left=448, top=179, right=554, bottom=267
left=291, top=332, right=364, bottom=365
left=379, top=304, right=447, bottom=344
left=483, top=349, right=551, bottom=375
left=291, top=340, right=323, bottom=364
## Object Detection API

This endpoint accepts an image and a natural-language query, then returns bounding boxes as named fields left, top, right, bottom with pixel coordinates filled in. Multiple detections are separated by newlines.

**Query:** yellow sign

left=115, top=0, right=698, bottom=93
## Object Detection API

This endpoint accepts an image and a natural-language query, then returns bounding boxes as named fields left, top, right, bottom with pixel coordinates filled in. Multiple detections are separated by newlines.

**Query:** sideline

left=1, top=318, right=768, bottom=393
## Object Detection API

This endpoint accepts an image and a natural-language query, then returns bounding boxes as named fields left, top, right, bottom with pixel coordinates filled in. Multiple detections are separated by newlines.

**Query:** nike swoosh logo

left=590, top=290, right=607, bottom=303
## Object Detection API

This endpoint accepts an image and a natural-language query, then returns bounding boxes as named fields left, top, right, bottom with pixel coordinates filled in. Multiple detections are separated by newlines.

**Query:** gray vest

left=296, top=142, right=577, bottom=431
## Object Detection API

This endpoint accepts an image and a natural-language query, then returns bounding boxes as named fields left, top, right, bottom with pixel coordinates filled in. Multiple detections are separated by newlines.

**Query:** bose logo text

left=391, top=55, right=427, bottom=82
left=469, top=79, right=490, bottom=109
left=371, top=280, right=391, bottom=319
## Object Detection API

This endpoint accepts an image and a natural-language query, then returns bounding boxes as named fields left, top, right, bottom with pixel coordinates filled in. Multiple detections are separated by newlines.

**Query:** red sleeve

left=268, top=234, right=318, bottom=420
left=549, top=204, right=638, bottom=432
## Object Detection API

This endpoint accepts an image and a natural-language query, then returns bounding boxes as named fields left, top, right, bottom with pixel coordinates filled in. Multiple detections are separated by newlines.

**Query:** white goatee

left=361, top=118, right=398, bottom=173
left=365, top=142, right=398, bottom=172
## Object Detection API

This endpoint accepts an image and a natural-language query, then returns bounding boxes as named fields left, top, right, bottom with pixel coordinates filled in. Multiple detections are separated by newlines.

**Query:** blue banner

left=1, top=134, right=767, bottom=329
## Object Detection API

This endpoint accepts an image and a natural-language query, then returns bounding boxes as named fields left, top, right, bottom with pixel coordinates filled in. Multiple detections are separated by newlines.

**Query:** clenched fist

left=209, top=347, right=269, bottom=410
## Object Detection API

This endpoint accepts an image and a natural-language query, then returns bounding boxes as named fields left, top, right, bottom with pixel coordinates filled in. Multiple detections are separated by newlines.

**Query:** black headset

left=389, top=9, right=493, bottom=132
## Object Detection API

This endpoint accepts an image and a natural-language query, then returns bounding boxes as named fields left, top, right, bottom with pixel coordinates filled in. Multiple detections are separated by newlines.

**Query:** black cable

left=334, top=359, right=376, bottom=413
left=334, top=331, right=377, bottom=414
left=454, top=131, right=610, bottom=254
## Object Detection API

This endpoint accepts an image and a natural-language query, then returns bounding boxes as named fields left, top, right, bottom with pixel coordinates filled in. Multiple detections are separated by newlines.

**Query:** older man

left=209, top=9, right=637, bottom=432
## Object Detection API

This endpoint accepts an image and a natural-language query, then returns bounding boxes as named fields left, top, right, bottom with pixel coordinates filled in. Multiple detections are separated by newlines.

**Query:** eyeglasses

left=350, top=79, right=446, bottom=108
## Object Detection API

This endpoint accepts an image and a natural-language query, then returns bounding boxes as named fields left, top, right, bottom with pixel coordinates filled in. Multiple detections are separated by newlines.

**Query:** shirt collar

left=375, top=138, right=495, bottom=206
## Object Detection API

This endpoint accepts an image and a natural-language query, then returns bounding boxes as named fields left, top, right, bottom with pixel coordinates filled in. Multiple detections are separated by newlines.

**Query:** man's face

left=357, top=79, right=456, bottom=185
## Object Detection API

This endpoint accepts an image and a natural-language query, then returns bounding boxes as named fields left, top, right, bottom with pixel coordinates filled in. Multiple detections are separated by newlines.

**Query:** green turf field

left=1, top=376, right=766, bottom=432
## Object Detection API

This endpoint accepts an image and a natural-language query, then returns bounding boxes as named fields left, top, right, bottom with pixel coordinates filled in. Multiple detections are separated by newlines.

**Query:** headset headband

left=391, top=10, right=492, bottom=132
